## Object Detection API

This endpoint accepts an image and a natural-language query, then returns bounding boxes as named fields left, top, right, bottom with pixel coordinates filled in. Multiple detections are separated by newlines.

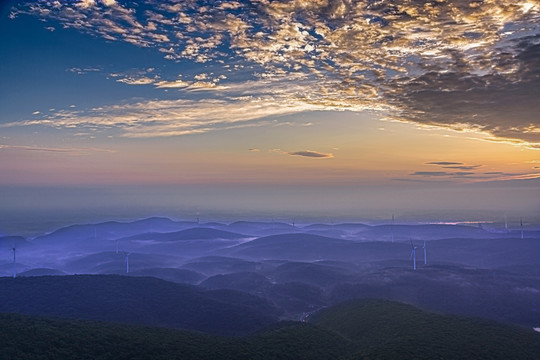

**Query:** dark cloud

left=410, top=172, right=450, bottom=177
left=387, top=37, right=540, bottom=146
left=426, top=162, right=481, bottom=171
left=288, top=151, right=334, bottom=158
left=426, top=162, right=463, bottom=166
left=410, top=171, right=475, bottom=177
left=442, top=165, right=481, bottom=170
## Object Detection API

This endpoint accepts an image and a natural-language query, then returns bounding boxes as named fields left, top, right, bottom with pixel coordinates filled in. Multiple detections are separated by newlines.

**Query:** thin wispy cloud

left=426, top=162, right=464, bottom=166
left=426, top=162, right=482, bottom=171
left=8, top=0, right=540, bottom=146
left=1, top=96, right=324, bottom=138
left=0, top=144, right=114, bottom=154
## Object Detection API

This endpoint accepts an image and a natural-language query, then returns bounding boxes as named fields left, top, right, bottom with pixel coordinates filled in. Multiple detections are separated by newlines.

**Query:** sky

left=1, top=0, right=539, bottom=233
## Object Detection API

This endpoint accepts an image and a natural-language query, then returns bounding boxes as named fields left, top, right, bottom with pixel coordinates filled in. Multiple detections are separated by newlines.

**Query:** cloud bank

left=9, top=0, right=540, bottom=146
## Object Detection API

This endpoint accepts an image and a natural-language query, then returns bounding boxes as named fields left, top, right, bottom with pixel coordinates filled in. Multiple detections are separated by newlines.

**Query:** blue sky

left=1, top=0, right=539, bottom=231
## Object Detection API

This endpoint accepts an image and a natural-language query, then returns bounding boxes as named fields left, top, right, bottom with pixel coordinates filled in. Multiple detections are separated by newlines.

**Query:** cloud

left=67, top=67, right=101, bottom=75
left=1, top=96, right=323, bottom=138
left=409, top=168, right=540, bottom=183
left=0, top=144, right=114, bottom=154
left=9, top=0, right=540, bottom=145
left=426, top=162, right=464, bottom=166
left=116, top=77, right=156, bottom=85
left=410, top=172, right=452, bottom=177
left=288, top=150, right=334, bottom=159
left=441, top=165, right=482, bottom=171
left=426, top=161, right=482, bottom=171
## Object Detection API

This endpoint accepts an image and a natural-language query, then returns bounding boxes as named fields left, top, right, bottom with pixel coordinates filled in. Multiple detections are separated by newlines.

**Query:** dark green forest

left=2, top=299, right=539, bottom=360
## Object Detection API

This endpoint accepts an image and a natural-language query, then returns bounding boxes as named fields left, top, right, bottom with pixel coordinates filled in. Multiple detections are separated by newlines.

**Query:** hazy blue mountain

left=224, top=221, right=295, bottom=236
left=18, top=268, right=66, bottom=277
left=268, top=262, right=355, bottom=288
left=0, top=275, right=279, bottom=335
left=328, top=265, right=540, bottom=328
left=181, top=256, right=263, bottom=276
left=127, top=267, right=206, bottom=284
left=354, top=223, right=508, bottom=241
left=200, top=271, right=272, bottom=293
left=225, top=233, right=353, bottom=260
left=64, top=251, right=179, bottom=274
left=121, top=227, right=250, bottom=241
left=0, top=235, right=31, bottom=248
left=31, top=217, right=188, bottom=245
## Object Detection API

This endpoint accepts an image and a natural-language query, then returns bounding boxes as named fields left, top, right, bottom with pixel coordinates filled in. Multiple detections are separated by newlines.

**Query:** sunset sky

left=1, top=0, right=539, bottom=232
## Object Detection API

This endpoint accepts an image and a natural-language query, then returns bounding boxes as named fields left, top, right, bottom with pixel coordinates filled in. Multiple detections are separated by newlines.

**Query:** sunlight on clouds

left=9, top=0, right=540, bottom=146
left=1, top=96, right=326, bottom=138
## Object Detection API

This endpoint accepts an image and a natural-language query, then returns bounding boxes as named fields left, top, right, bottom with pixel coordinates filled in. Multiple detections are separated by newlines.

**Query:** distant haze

left=1, top=184, right=537, bottom=236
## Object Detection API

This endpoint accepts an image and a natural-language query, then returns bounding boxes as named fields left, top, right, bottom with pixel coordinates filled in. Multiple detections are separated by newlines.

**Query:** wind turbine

left=410, top=241, right=417, bottom=270
left=423, top=240, right=427, bottom=265
left=520, top=217, right=524, bottom=239
left=391, top=214, right=395, bottom=243
left=124, top=252, right=131, bottom=273
left=12, top=247, right=16, bottom=278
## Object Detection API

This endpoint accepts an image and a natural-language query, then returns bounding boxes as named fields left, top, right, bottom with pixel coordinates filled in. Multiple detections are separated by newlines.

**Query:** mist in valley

left=2, top=215, right=539, bottom=333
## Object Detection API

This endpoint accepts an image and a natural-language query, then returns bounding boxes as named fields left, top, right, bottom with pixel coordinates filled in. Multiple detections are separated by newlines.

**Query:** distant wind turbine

left=504, top=214, right=508, bottom=232
left=124, top=252, right=131, bottom=273
left=391, top=214, right=395, bottom=243
left=12, top=247, right=16, bottom=278
left=423, top=240, right=427, bottom=265
left=410, top=241, right=417, bottom=270
left=521, top=217, right=524, bottom=239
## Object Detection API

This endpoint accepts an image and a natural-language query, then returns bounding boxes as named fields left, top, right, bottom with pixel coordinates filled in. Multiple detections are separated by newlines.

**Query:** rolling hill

left=0, top=275, right=278, bottom=335
left=2, top=299, right=539, bottom=359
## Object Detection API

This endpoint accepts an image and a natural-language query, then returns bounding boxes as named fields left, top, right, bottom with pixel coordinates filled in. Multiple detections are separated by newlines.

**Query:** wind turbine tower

left=521, top=217, right=524, bottom=239
left=410, top=241, right=417, bottom=270
left=391, top=214, right=395, bottom=243
left=423, top=240, right=427, bottom=265
left=12, top=247, right=16, bottom=278
left=124, top=252, right=131, bottom=273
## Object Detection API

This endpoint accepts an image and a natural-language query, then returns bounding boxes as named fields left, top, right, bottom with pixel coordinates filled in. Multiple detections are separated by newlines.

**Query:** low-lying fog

left=1, top=217, right=539, bottom=329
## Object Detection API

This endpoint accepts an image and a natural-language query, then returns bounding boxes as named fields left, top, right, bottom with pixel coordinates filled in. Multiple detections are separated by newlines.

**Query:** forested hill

left=2, top=299, right=539, bottom=360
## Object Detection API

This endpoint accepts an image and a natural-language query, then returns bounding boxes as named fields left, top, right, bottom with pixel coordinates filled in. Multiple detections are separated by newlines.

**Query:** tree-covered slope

left=0, top=275, right=278, bottom=335
left=310, top=299, right=540, bottom=360
left=2, top=298, right=539, bottom=360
